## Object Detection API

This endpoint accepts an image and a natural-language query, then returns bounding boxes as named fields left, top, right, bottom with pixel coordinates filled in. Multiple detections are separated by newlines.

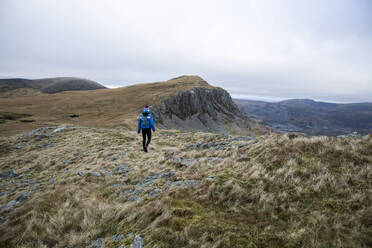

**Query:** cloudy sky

left=0, top=0, right=371, bottom=102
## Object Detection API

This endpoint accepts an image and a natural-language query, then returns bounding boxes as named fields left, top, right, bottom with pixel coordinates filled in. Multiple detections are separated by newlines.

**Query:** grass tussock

left=0, top=127, right=371, bottom=247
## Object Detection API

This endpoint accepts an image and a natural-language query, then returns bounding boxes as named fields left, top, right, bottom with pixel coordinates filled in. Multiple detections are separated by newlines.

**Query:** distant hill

left=0, top=77, right=106, bottom=96
left=0, top=75, right=262, bottom=136
left=234, top=98, right=372, bottom=136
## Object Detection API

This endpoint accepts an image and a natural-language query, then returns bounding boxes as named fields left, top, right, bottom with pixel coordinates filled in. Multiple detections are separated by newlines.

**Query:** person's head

left=143, top=105, right=150, bottom=115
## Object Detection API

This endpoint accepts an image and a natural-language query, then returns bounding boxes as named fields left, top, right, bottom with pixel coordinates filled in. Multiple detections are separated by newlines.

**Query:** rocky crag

left=151, top=81, right=262, bottom=134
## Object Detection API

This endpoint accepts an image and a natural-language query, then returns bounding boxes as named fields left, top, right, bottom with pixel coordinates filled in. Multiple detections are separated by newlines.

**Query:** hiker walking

left=137, top=105, right=156, bottom=152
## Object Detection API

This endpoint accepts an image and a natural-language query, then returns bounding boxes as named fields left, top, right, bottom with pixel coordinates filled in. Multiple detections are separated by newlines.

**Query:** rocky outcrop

left=152, top=86, right=260, bottom=134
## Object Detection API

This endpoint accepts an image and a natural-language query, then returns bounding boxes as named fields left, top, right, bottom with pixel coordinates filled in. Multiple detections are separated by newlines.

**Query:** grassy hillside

left=0, top=126, right=371, bottom=247
left=0, top=76, right=215, bottom=136
left=0, top=77, right=106, bottom=95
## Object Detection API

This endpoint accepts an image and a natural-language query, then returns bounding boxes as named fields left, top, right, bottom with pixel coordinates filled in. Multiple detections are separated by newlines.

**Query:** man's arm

left=137, top=118, right=141, bottom=133
left=150, top=116, right=156, bottom=132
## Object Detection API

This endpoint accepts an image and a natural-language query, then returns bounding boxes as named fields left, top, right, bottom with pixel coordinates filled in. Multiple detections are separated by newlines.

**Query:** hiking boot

left=143, top=146, right=148, bottom=152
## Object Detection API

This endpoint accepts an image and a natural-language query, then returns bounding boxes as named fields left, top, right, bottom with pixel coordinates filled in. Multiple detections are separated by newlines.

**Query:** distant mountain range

left=234, top=98, right=372, bottom=136
left=0, top=77, right=106, bottom=96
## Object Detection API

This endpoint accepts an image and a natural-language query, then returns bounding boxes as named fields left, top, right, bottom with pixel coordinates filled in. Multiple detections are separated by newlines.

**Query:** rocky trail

left=0, top=125, right=371, bottom=247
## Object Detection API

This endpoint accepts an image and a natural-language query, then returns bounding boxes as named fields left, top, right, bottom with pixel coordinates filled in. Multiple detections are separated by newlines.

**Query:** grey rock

left=91, top=172, right=101, bottom=177
left=15, top=191, right=32, bottom=202
left=4, top=200, right=18, bottom=211
left=38, top=142, right=55, bottom=149
left=136, top=171, right=175, bottom=187
left=49, top=178, right=56, bottom=184
left=0, top=170, right=17, bottom=179
left=181, top=158, right=196, bottom=167
left=16, top=144, right=23, bottom=149
left=34, top=134, right=49, bottom=141
left=127, top=195, right=140, bottom=202
left=168, top=180, right=199, bottom=188
left=130, top=235, right=144, bottom=248
left=144, top=188, right=161, bottom=199
left=102, top=170, right=113, bottom=177
left=32, top=184, right=41, bottom=191
left=111, top=183, right=125, bottom=188
left=172, top=157, right=196, bottom=167
left=62, top=159, right=71, bottom=165
left=208, top=157, right=221, bottom=162
left=151, top=82, right=257, bottom=134
left=123, top=188, right=144, bottom=196
left=86, top=238, right=104, bottom=248
left=0, top=191, right=11, bottom=197
left=78, top=171, right=86, bottom=176
left=171, top=157, right=181, bottom=164
left=52, top=126, right=68, bottom=133
left=116, top=163, right=132, bottom=173
left=118, top=246, right=125, bottom=248
left=193, top=169, right=200, bottom=174
left=110, top=234, right=125, bottom=242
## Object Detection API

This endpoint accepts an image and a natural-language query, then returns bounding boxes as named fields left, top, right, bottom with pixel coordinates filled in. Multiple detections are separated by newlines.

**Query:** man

left=137, top=105, right=156, bottom=152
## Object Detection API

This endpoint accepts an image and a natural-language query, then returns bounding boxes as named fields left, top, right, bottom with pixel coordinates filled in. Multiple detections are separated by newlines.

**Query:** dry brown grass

left=0, top=127, right=371, bottom=247
left=0, top=76, right=216, bottom=136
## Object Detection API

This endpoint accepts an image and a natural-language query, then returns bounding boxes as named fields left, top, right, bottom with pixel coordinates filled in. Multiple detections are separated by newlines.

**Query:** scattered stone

left=102, top=170, right=113, bottom=177
left=78, top=171, right=86, bottom=177
left=181, top=158, right=196, bottom=167
left=34, top=134, right=49, bottom=141
left=172, top=157, right=196, bottom=167
left=0, top=191, right=11, bottom=197
left=127, top=195, right=140, bottom=202
left=171, top=157, right=181, bottom=164
left=110, top=234, right=125, bottom=242
left=111, top=183, right=126, bottom=188
left=167, top=180, right=199, bottom=189
left=193, top=169, right=200, bottom=174
left=38, top=142, right=55, bottom=149
left=62, top=159, right=71, bottom=165
left=90, top=172, right=101, bottom=177
left=15, top=191, right=32, bottom=202
left=136, top=171, right=175, bottom=187
left=130, top=235, right=144, bottom=248
left=49, top=178, right=56, bottom=184
left=118, top=246, right=125, bottom=248
left=32, top=184, right=41, bottom=191
left=208, top=157, right=221, bottom=162
left=4, top=200, right=18, bottom=211
left=52, top=126, right=68, bottom=133
left=0, top=170, right=17, bottom=179
left=144, top=188, right=161, bottom=199
left=116, top=163, right=132, bottom=174
left=86, top=238, right=104, bottom=248
left=16, top=144, right=23, bottom=149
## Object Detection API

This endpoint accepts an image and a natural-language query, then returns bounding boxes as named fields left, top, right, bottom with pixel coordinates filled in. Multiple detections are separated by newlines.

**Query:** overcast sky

left=0, top=0, right=371, bottom=102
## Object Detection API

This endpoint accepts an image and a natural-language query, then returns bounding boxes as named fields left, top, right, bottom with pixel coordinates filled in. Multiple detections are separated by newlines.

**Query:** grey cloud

left=0, top=0, right=371, bottom=102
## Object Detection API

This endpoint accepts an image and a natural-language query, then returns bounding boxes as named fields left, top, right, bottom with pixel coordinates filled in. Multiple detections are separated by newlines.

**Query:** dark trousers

left=142, top=128, right=152, bottom=148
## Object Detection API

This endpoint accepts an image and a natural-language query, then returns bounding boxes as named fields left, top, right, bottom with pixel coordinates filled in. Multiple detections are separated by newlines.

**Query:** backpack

left=140, top=114, right=151, bottom=128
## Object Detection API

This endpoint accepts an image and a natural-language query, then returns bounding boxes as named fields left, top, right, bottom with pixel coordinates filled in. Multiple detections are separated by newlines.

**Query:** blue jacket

left=137, top=113, right=156, bottom=133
